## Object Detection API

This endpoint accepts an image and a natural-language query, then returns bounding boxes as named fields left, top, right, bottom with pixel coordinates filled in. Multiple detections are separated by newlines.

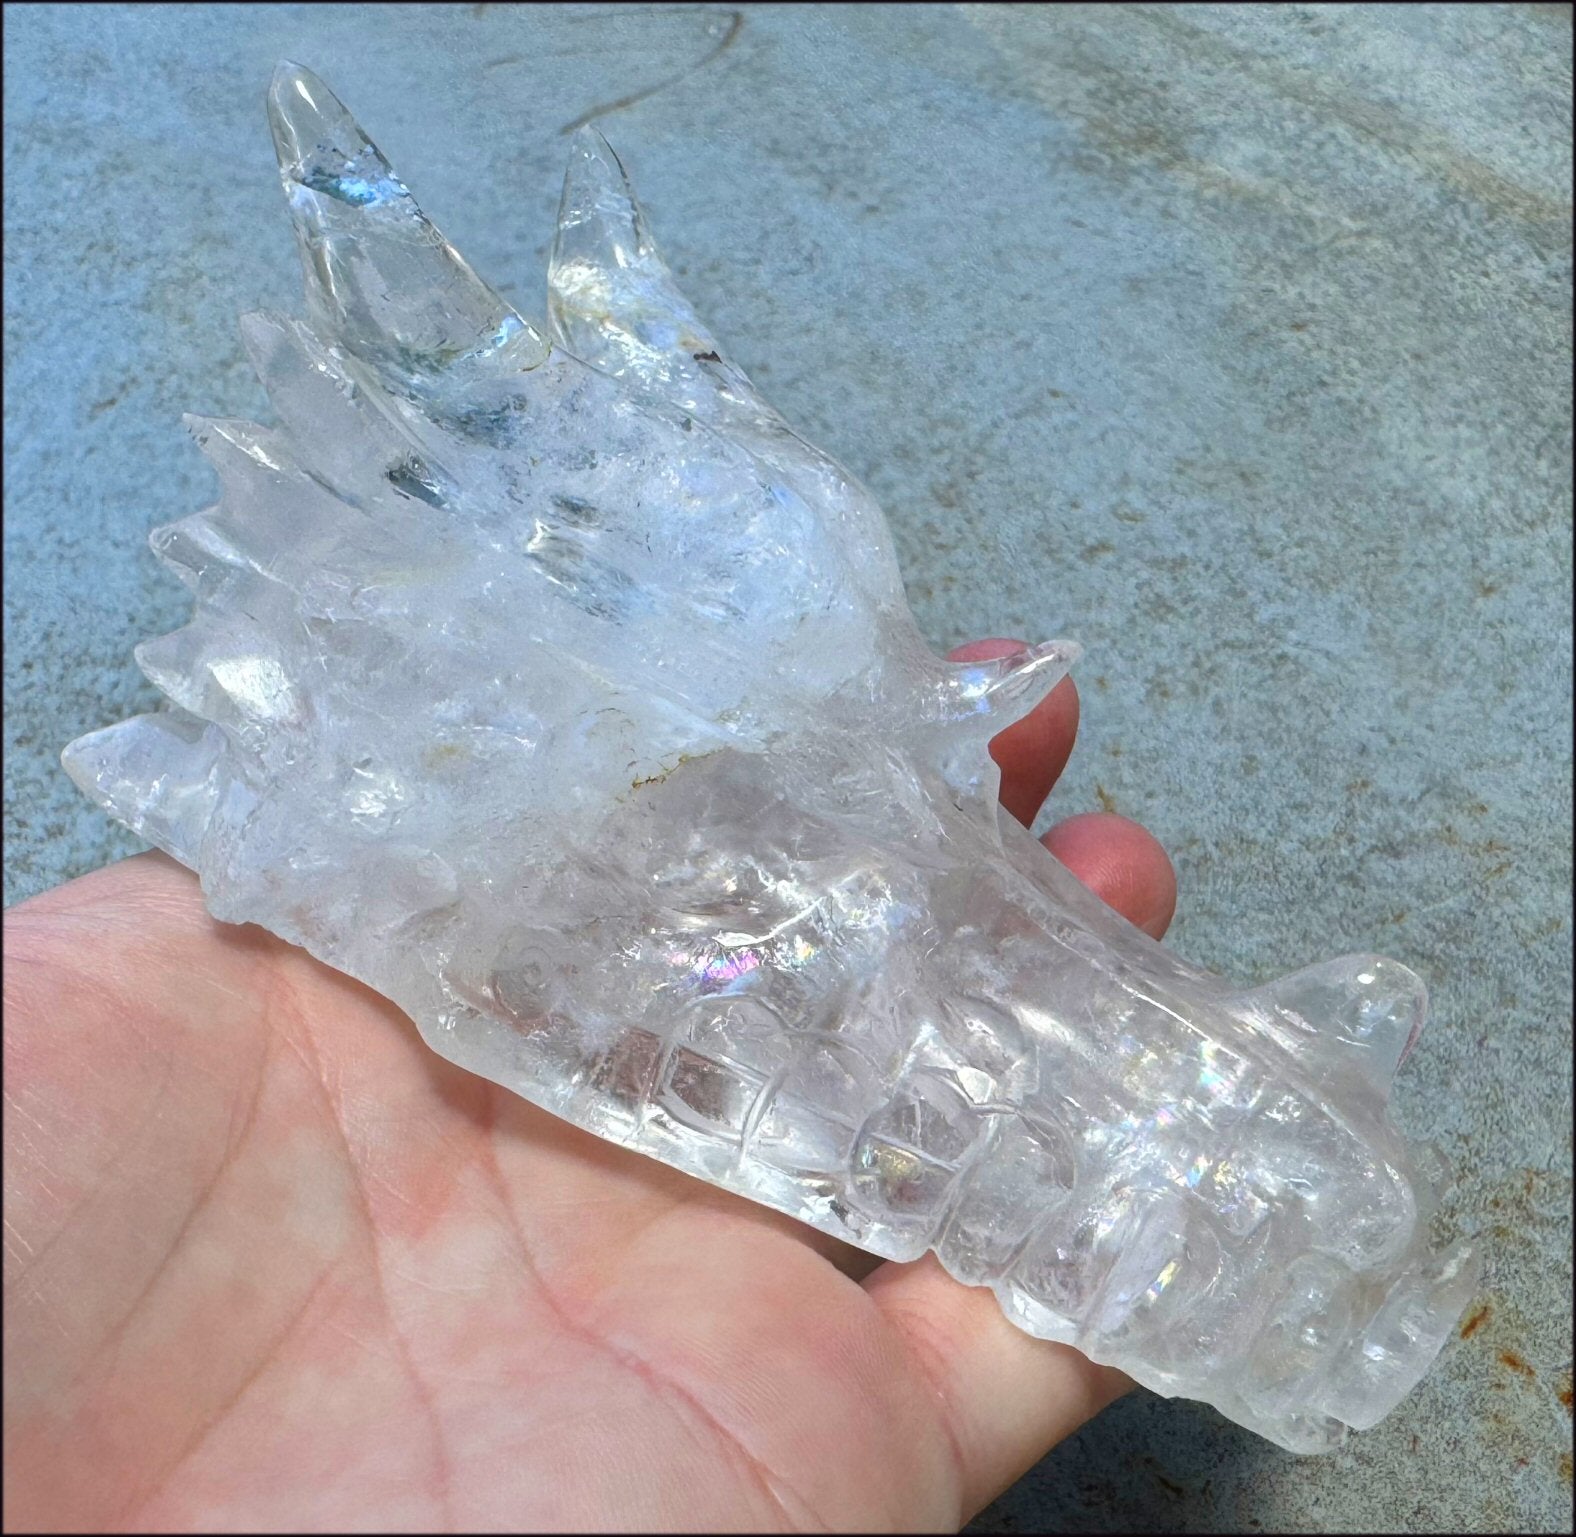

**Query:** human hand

left=4, top=638, right=1176, bottom=1533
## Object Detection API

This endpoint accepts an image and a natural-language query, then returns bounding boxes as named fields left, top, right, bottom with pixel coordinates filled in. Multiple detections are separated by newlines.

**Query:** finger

left=947, top=638, right=1079, bottom=828
left=1042, top=811, right=1177, bottom=939
left=866, top=1255, right=1130, bottom=1520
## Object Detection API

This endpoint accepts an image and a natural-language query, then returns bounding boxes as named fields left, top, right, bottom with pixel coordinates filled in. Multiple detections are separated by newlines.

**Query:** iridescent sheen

left=62, top=64, right=1476, bottom=1455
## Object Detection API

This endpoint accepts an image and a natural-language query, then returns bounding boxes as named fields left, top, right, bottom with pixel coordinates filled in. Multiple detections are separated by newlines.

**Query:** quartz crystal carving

left=62, top=64, right=1477, bottom=1455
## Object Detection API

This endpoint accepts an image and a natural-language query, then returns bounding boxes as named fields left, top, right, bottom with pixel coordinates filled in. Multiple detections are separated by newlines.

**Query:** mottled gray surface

left=4, top=3, right=1571, bottom=1530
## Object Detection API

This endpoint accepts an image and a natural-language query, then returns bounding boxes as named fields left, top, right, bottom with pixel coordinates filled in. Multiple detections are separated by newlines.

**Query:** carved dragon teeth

left=59, top=62, right=1476, bottom=1456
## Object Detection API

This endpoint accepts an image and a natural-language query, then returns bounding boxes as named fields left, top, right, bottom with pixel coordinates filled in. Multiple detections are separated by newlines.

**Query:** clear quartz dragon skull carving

left=62, top=64, right=1477, bottom=1455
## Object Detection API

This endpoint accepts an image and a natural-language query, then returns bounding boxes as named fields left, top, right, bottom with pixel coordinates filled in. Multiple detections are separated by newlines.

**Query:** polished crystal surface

left=61, top=64, right=1477, bottom=1455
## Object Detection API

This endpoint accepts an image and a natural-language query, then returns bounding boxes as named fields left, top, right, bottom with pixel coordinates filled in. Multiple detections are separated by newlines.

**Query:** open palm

left=4, top=641, right=1177, bottom=1533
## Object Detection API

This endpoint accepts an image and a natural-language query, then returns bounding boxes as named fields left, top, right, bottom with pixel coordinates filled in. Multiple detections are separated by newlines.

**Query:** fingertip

left=1041, top=811, right=1177, bottom=939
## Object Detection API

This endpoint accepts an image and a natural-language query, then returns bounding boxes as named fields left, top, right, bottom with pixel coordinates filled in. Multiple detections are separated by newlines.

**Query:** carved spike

left=238, top=312, right=372, bottom=493
left=61, top=711, right=227, bottom=868
left=183, top=410, right=376, bottom=565
left=554, top=126, right=653, bottom=274
left=181, top=413, right=327, bottom=548
left=148, top=514, right=256, bottom=598
left=136, top=623, right=307, bottom=739
left=183, top=413, right=292, bottom=482
left=240, top=312, right=364, bottom=430
left=238, top=311, right=452, bottom=503
left=549, top=126, right=771, bottom=420
left=267, top=62, right=546, bottom=394
left=549, top=126, right=704, bottom=367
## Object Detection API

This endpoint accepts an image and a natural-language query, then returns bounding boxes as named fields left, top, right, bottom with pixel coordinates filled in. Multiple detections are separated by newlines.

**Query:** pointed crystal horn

left=237, top=310, right=453, bottom=504
left=549, top=125, right=763, bottom=412
left=136, top=620, right=309, bottom=741
left=183, top=413, right=292, bottom=481
left=62, top=712, right=227, bottom=870
left=267, top=62, right=547, bottom=394
left=149, top=513, right=255, bottom=598
left=929, top=640, right=1082, bottom=730
left=553, top=125, right=653, bottom=278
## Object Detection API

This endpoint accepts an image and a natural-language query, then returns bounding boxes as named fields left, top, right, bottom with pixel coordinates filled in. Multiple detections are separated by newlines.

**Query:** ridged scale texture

left=62, top=64, right=1477, bottom=1455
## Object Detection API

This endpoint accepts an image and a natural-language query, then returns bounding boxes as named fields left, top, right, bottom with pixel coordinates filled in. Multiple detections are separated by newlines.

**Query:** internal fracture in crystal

left=62, top=63, right=1477, bottom=1455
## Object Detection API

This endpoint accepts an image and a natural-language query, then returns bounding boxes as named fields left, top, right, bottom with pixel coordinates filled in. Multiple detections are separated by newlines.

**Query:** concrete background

left=4, top=3, right=1571, bottom=1530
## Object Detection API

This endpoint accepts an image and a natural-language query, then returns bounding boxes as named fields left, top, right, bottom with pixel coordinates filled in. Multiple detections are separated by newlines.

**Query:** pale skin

left=3, top=639, right=1178, bottom=1533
